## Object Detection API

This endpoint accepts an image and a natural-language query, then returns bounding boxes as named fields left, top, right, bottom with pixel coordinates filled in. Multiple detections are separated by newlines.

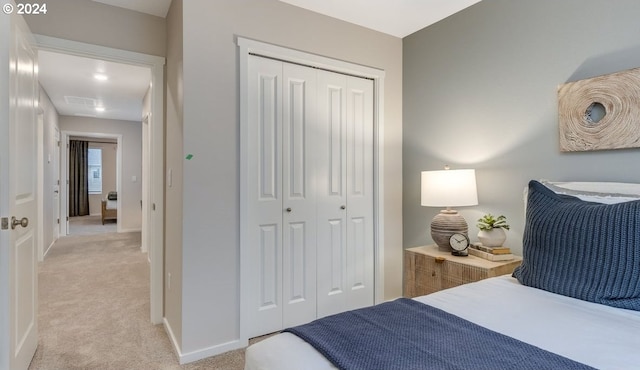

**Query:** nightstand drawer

left=404, top=245, right=522, bottom=298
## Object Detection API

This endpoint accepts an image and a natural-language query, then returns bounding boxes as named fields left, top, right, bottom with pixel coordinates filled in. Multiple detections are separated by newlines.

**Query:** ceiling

left=41, top=1, right=480, bottom=122
left=278, top=0, right=482, bottom=38
left=90, top=0, right=481, bottom=38
left=91, top=0, right=172, bottom=18
left=38, top=50, right=151, bottom=122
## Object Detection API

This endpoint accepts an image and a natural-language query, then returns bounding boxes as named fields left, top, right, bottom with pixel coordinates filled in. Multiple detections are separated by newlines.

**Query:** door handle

left=11, top=216, right=29, bottom=230
left=54, top=190, right=59, bottom=194
left=340, top=205, right=346, bottom=210
left=285, top=207, right=292, bottom=213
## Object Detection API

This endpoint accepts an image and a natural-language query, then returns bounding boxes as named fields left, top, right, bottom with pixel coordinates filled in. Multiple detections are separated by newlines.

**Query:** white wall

left=166, top=0, right=403, bottom=360
left=141, top=85, right=151, bottom=253
left=86, top=141, right=117, bottom=216
left=39, top=86, right=59, bottom=252
left=60, top=116, right=142, bottom=232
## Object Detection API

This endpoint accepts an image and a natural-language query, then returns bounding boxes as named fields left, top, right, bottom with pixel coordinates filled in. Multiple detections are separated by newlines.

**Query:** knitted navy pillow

left=513, top=180, right=640, bottom=311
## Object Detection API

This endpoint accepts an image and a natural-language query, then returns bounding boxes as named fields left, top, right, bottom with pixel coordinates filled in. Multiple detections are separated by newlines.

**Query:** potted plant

left=476, top=214, right=510, bottom=247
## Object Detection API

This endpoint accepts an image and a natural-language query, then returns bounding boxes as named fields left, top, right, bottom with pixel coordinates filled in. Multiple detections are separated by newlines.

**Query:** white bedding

left=244, top=275, right=640, bottom=370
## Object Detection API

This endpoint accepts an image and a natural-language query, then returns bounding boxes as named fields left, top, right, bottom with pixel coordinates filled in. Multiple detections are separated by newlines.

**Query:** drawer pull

left=435, top=256, right=446, bottom=263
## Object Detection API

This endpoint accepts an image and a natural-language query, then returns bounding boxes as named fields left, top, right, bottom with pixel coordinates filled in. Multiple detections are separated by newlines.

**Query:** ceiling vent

left=64, top=96, right=97, bottom=107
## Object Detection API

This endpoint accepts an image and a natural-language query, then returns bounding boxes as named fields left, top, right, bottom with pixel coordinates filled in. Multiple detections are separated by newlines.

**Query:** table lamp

left=421, top=167, right=478, bottom=251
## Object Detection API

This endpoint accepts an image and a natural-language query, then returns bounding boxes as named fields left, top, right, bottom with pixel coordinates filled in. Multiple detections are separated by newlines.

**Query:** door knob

left=11, top=216, right=29, bottom=230
left=286, top=207, right=292, bottom=212
left=340, top=205, right=346, bottom=210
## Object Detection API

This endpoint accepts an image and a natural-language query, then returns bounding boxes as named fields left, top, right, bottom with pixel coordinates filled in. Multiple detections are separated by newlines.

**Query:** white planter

left=477, top=228, right=506, bottom=247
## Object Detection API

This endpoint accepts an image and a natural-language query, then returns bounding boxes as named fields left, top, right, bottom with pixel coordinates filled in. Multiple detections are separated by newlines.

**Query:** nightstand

left=404, top=245, right=522, bottom=298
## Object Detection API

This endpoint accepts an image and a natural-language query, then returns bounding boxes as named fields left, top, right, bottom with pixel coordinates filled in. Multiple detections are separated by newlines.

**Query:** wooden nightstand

left=404, top=245, right=522, bottom=298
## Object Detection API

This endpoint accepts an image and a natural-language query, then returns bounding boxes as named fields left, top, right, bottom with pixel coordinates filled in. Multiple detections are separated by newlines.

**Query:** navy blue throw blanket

left=284, top=298, right=593, bottom=370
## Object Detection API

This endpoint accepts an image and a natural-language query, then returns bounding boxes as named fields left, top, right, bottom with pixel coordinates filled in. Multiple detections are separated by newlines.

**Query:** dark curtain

left=69, top=140, right=89, bottom=217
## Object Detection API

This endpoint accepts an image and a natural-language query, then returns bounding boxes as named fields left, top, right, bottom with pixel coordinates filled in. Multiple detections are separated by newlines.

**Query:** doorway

left=35, top=35, right=165, bottom=324
left=63, top=133, right=120, bottom=236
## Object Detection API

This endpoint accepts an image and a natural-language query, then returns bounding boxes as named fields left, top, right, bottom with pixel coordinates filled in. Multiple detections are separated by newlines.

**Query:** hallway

left=29, top=232, right=247, bottom=369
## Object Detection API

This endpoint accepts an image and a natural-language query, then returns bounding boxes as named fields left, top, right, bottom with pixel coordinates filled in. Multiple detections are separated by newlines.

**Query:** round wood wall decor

left=558, top=67, right=640, bottom=152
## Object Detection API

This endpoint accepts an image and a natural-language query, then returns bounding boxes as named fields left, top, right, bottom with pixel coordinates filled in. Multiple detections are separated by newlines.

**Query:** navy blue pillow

left=513, top=180, right=640, bottom=311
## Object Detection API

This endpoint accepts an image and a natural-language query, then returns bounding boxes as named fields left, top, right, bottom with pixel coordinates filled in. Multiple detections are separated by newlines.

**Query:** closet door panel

left=346, top=77, right=375, bottom=310
left=247, top=56, right=284, bottom=337
left=282, top=64, right=318, bottom=327
left=316, top=71, right=348, bottom=318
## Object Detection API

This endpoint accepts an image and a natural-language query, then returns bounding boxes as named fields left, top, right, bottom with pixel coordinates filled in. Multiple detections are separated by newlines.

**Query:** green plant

left=477, top=214, right=510, bottom=231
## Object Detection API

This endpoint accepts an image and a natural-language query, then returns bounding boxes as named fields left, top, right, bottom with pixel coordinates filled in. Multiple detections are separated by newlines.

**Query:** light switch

left=132, top=175, right=137, bottom=182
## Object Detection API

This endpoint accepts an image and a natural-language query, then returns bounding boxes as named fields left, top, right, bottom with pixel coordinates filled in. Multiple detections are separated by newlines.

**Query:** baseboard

left=180, top=339, right=246, bottom=364
left=43, top=238, right=56, bottom=258
left=118, top=227, right=142, bottom=233
left=163, top=318, right=182, bottom=362
left=163, top=318, right=247, bottom=364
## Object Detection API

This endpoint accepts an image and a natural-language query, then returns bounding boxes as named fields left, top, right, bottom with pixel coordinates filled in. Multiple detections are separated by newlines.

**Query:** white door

left=245, top=56, right=374, bottom=336
left=246, top=57, right=319, bottom=337
left=53, top=127, right=60, bottom=241
left=343, top=76, right=374, bottom=310
left=0, top=6, right=39, bottom=370
left=316, top=71, right=374, bottom=318
left=247, top=56, right=284, bottom=337
left=316, top=70, right=349, bottom=318
left=281, top=63, right=317, bottom=329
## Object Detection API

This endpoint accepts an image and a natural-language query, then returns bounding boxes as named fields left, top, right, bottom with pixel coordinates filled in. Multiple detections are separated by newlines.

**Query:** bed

left=244, top=180, right=640, bottom=370
left=101, top=191, right=117, bottom=225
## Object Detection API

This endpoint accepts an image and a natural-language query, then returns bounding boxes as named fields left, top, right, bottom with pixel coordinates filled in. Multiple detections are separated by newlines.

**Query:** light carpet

left=68, top=215, right=116, bottom=235
left=29, top=231, right=259, bottom=370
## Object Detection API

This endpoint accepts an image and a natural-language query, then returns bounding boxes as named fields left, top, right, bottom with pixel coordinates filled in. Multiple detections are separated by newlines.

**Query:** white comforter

left=245, top=276, right=640, bottom=370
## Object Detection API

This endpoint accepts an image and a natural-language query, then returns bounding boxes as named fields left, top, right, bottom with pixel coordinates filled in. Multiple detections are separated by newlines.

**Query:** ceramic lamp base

left=430, top=209, right=469, bottom=251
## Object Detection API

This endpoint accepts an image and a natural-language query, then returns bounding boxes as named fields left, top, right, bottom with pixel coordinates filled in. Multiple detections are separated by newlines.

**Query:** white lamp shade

left=421, top=169, right=478, bottom=207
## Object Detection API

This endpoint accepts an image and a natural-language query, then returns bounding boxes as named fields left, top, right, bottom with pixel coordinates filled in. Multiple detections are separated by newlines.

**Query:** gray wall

left=403, top=0, right=640, bottom=255
left=168, top=0, right=403, bottom=358
left=165, top=0, right=184, bottom=351
left=23, top=0, right=166, bottom=57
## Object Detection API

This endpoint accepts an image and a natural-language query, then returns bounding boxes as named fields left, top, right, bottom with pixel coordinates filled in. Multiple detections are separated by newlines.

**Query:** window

left=88, top=148, right=102, bottom=194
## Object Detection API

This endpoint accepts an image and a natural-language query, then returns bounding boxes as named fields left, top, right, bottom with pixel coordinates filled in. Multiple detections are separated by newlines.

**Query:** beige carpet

left=68, top=215, right=116, bottom=235
left=29, top=231, right=256, bottom=370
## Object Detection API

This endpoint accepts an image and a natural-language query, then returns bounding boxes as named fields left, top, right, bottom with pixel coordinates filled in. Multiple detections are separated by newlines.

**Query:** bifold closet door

left=246, top=56, right=318, bottom=337
left=281, top=64, right=318, bottom=329
left=316, top=71, right=374, bottom=319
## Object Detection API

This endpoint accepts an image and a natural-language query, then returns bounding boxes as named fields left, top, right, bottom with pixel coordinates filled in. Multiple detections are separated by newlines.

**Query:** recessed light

left=94, top=73, right=108, bottom=81
left=95, top=107, right=105, bottom=112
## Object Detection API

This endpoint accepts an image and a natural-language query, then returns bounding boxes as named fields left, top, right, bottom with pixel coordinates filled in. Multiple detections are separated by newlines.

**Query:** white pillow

left=523, top=180, right=640, bottom=213
left=540, top=180, right=640, bottom=204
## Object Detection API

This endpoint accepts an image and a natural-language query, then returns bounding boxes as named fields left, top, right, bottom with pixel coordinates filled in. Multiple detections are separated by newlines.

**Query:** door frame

left=52, top=126, right=60, bottom=243
left=237, top=37, right=386, bottom=344
left=33, top=35, right=166, bottom=324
